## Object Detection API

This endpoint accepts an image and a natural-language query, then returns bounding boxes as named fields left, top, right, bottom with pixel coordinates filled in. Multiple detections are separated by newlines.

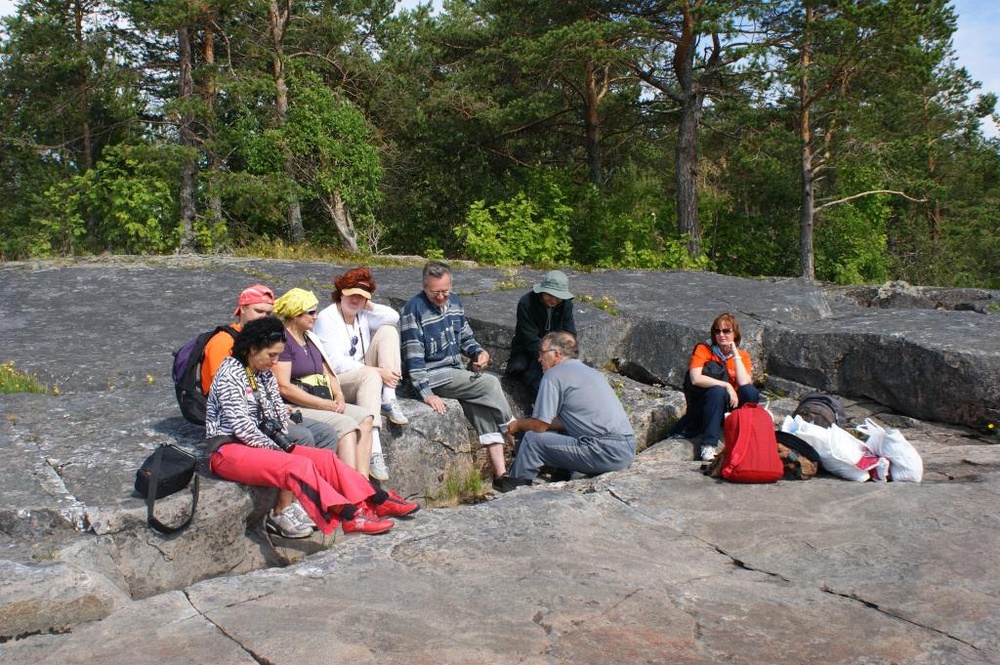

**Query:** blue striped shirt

left=400, top=291, right=484, bottom=399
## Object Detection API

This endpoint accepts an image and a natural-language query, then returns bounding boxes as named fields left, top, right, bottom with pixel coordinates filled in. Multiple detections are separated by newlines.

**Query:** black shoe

left=539, top=466, right=573, bottom=482
left=492, top=475, right=532, bottom=493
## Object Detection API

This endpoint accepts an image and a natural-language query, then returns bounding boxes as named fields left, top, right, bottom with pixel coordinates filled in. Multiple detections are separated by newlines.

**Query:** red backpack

left=719, top=403, right=783, bottom=483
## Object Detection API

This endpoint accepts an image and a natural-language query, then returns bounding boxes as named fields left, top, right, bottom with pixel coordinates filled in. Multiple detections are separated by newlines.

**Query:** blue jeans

left=510, top=431, right=636, bottom=481
left=695, top=384, right=760, bottom=447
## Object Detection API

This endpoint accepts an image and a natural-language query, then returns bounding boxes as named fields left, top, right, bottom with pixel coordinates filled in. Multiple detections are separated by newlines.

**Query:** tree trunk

left=583, top=60, right=603, bottom=189
left=73, top=0, right=92, bottom=172
left=322, top=190, right=359, bottom=252
left=268, top=0, right=304, bottom=244
left=675, top=98, right=702, bottom=258
left=673, top=2, right=702, bottom=259
left=73, top=0, right=97, bottom=238
left=797, top=6, right=815, bottom=280
left=177, top=25, right=198, bottom=254
left=201, top=17, right=223, bottom=231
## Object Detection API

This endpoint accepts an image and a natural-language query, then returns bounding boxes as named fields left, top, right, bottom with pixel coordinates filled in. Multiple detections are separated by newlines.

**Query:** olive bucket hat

left=533, top=270, right=574, bottom=300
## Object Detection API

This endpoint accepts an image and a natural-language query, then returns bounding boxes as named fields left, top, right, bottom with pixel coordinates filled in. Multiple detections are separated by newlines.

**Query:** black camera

left=259, top=418, right=295, bottom=452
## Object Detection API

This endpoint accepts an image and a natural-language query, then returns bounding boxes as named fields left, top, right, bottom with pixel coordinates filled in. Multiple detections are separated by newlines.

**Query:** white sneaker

left=266, top=505, right=313, bottom=539
left=700, top=444, right=718, bottom=462
left=289, top=501, right=317, bottom=531
left=370, top=451, right=390, bottom=481
left=382, top=399, right=409, bottom=425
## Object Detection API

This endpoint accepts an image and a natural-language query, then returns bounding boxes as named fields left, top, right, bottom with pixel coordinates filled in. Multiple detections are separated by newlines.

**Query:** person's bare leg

left=488, top=443, right=507, bottom=478
left=274, top=489, right=295, bottom=513
left=355, top=416, right=374, bottom=478
left=336, top=431, right=359, bottom=470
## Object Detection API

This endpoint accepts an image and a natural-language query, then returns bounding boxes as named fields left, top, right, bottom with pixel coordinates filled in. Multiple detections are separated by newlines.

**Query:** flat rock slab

left=2, top=257, right=999, bottom=662
left=3, top=435, right=997, bottom=664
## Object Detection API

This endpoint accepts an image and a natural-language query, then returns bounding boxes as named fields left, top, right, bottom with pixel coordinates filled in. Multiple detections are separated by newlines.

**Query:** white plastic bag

left=856, top=418, right=923, bottom=483
left=781, top=415, right=870, bottom=482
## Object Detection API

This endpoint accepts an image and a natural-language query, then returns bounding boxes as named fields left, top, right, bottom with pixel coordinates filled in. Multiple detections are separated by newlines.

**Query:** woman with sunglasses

left=206, top=316, right=395, bottom=537
left=680, top=312, right=760, bottom=462
left=313, top=267, right=409, bottom=480
left=272, top=288, right=419, bottom=517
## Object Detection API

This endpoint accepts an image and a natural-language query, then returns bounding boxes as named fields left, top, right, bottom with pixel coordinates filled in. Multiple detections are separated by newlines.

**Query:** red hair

left=332, top=267, right=377, bottom=302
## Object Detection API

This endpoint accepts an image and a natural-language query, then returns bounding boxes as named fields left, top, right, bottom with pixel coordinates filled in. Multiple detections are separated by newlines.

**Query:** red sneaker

left=342, top=507, right=394, bottom=535
left=373, top=489, right=420, bottom=518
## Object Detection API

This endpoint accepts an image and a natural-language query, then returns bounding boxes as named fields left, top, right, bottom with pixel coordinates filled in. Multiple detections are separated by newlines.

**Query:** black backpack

left=682, top=343, right=729, bottom=399
left=172, top=326, right=237, bottom=425
left=792, top=392, right=849, bottom=429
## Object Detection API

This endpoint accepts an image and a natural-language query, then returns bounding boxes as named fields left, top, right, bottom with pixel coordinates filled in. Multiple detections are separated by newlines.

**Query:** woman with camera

left=205, top=317, right=406, bottom=538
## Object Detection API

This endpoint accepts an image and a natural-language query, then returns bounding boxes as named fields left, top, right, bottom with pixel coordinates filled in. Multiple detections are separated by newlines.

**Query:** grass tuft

left=428, top=465, right=486, bottom=507
left=0, top=362, right=53, bottom=394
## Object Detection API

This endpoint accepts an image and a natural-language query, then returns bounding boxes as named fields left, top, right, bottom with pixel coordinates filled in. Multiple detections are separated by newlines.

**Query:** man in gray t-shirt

left=497, top=331, right=636, bottom=492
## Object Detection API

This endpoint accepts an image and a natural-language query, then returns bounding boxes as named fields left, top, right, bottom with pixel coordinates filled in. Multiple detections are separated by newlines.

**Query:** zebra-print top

left=205, top=355, right=288, bottom=450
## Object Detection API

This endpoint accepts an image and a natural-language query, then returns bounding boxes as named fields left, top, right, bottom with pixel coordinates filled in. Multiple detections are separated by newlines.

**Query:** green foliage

left=814, top=176, right=892, bottom=285
left=37, top=144, right=179, bottom=255
left=0, top=361, right=52, bottom=395
left=0, top=0, right=996, bottom=288
left=571, top=171, right=710, bottom=271
left=430, top=464, right=485, bottom=507
left=455, top=180, right=572, bottom=266
left=577, top=294, right=620, bottom=316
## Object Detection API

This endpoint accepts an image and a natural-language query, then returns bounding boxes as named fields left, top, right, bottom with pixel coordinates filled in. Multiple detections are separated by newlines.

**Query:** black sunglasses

left=265, top=331, right=286, bottom=343
left=349, top=335, right=359, bottom=356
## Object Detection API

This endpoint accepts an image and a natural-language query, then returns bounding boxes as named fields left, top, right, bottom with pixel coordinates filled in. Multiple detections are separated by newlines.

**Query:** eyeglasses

left=539, top=348, right=557, bottom=357
left=349, top=335, right=359, bottom=356
left=712, top=327, right=733, bottom=335
left=303, top=309, right=318, bottom=317
left=425, top=289, right=451, bottom=298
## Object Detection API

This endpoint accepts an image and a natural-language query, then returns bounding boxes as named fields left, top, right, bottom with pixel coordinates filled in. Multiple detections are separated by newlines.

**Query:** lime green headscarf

left=273, top=288, right=319, bottom=320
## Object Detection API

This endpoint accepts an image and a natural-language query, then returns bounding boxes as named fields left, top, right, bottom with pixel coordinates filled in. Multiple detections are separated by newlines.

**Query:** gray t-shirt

left=533, top=359, right=634, bottom=440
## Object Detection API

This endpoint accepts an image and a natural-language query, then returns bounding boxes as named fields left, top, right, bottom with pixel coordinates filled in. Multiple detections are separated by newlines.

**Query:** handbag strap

left=145, top=446, right=200, bottom=535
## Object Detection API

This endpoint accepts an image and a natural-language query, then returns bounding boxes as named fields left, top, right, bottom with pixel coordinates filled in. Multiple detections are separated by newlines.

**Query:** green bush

left=455, top=182, right=572, bottom=265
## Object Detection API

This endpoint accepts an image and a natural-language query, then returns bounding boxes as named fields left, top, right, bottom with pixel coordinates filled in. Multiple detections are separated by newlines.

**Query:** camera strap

left=245, top=366, right=278, bottom=426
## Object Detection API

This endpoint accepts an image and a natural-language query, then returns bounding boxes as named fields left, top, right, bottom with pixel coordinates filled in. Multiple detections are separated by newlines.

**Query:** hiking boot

left=342, top=507, right=394, bottom=535
left=373, top=489, right=420, bottom=518
left=700, top=444, right=719, bottom=462
left=492, top=474, right=533, bottom=493
left=369, top=451, right=390, bottom=481
left=289, top=500, right=317, bottom=531
left=266, top=505, right=314, bottom=539
left=382, top=399, right=409, bottom=426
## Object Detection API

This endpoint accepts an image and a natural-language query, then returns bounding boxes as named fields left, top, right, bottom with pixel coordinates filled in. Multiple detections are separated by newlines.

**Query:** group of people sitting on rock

left=196, top=259, right=751, bottom=539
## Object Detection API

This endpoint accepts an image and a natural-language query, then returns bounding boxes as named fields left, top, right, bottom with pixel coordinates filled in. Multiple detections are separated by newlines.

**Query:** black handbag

left=292, top=378, right=333, bottom=400
left=134, top=444, right=200, bottom=535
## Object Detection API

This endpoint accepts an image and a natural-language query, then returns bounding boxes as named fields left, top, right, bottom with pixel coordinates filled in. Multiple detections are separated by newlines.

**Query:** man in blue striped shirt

left=401, top=261, right=514, bottom=482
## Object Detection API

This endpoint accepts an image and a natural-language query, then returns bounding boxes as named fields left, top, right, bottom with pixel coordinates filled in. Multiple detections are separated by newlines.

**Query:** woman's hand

left=376, top=366, right=401, bottom=388
left=726, top=383, right=739, bottom=409
left=324, top=367, right=347, bottom=412
left=328, top=392, right=347, bottom=413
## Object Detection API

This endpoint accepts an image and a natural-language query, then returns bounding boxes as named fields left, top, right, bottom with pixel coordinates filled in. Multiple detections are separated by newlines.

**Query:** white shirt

left=313, top=301, right=400, bottom=374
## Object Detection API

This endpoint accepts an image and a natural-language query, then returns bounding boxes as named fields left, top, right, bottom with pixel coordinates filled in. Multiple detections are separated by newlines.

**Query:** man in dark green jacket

left=506, top=270, right=577, bottom=401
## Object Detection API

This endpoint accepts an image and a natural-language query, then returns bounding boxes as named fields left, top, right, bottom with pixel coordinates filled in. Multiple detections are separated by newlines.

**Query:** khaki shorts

left=295, top=403, right=369, bottom=442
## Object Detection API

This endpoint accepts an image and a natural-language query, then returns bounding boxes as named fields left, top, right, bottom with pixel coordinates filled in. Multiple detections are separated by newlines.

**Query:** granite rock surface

left=0, top=257, right=997, bottom=663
